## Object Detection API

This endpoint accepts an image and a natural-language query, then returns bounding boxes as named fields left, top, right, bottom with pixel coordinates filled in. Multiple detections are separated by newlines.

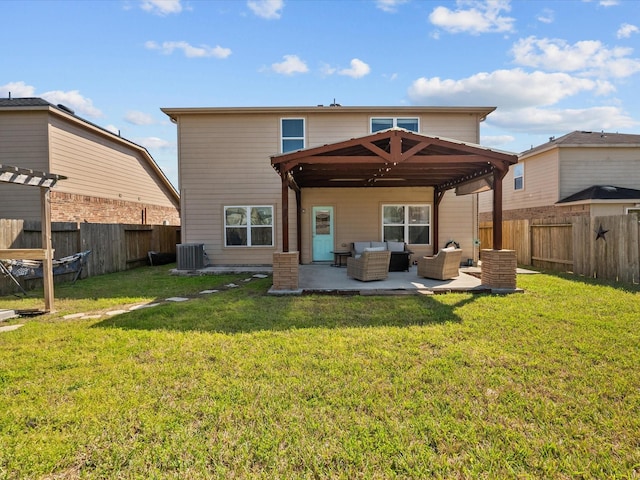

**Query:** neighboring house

left=162, top=105, right=516, bottom=267
left=479, top=131, right=640, bottom=221
left=0, top=97, right=180, bottom=225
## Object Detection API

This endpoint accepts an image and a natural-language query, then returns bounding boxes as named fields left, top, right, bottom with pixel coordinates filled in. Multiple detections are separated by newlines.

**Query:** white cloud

left=481, top=134, right=515, bottom=146
left=407, top=69, right=612, bottom=108
left=511, top=36, right=640, bottom=79
left=488, top=106, right=637, bottom=133
left=140, top=0, right=182, bottom=15
left=429, top=0, right=515, bottom=35
left=104, top=124, right=120, bottom=135
left=125, top=110, right=155, bottom=125
left=145, top=40, right=231, bottom=59
left=41, top=89, right=102, bottom=117
left=0, top=82, right=102, bottom=117
left=617, top=23, right=639, bottom=39
left=598, top=0, right=619, bottom=6
left=536, top=8, right=554, bottom=24
left=136, top=136, right=173, bottom=150
left=338, top=58, right=371, bottom=79
left=375, top=0, right=408, bottom=13
left=247, top=0, right=283, bottom=19
left=0, top=81, right=35, bottom=97
left=271, top=55, right=308, bottom=75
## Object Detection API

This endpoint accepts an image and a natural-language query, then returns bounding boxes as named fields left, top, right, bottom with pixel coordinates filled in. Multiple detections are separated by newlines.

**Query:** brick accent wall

left=478, top=204, right=590, bottom=223
left=50, top=192, right=180, bottom=225
left=481, top=249, right=517, bottom=290
left=272, top=252, right=299, bottom=291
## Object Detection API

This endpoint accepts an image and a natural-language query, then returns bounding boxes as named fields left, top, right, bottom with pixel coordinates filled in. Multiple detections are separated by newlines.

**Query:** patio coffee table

left=331, top=251, right=351, bottom=267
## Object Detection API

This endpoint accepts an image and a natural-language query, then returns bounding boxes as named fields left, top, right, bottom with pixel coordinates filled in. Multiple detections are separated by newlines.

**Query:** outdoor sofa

left=350, top=241, right=412, bottom=271
left=417, top=247, right=462, bottom=280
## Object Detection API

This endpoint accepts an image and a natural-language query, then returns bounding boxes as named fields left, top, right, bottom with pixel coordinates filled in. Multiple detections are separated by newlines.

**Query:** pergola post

left=433, top=189, right=445, bottom=252
left=40, top=187, right=55, bottom=312
left=281, top=171, right=289, bottom=252
left=492, top=168, right=506, bottom=250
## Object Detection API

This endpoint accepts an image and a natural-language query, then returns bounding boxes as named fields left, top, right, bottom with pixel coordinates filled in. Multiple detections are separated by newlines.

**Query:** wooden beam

left=433, top=189, right=445, bottom=252
left=0, top=248, right=51, bottom=260
left=281, top=172, right=289, bottom=252
left=41, top=188, right=55, bottom=312
left=492, top=169, right=507, bottom=250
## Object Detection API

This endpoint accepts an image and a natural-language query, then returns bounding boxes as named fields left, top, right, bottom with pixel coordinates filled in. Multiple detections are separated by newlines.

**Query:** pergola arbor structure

left=270, top=129, right=519, bottom=291
left=0, top=164, right=67, bottom=312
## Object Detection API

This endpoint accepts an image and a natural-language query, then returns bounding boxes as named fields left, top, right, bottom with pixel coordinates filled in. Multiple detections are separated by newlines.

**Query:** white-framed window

left=626, top=207, right=640, bottom=217
left=371, top=117, right=419, bottom=133
left=382, top=204, right=431, bottom=244
left=513, top=163, right=524, bottom=191
left=224, top=206, right=274, bottom=247
left=281, top=118, right=305, bottom=153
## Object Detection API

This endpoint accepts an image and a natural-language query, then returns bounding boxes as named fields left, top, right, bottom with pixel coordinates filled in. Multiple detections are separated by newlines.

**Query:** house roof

left=0, top=97, right=179, bottom=203
left=522, top=130, right=640, bottom=157
left=271, top=128, right=517, bottom=191
left=557, top=185, right=640, bottom=204
left=161, top=105, right=497, bottom=122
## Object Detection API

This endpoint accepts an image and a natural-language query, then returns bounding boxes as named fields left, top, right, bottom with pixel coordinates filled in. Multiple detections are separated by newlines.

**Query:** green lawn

left=0, top=266, right=639, bottom=479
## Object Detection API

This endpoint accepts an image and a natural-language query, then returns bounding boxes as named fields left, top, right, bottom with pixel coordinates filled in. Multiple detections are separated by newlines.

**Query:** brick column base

left=272, top=252, right=300, bottom=291
left=481, top=250, right=517, bottom=290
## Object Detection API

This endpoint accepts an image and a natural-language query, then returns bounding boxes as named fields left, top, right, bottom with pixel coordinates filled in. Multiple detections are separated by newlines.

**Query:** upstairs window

left=281, top=118, right=305, bottom=153
left=513, top=163, right=524, bottom=191
left=371, top=117, right=419, bottom=133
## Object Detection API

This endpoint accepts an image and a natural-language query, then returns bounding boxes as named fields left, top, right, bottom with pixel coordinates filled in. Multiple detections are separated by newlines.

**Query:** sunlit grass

left=0, top=267, right=638, bottom=478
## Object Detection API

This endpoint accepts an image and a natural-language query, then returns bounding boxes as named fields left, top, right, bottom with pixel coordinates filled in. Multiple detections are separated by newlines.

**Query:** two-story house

left=0, top=97, right=180, bottom=225
left=162, top=105, right=517, bottom=275
left=479, top=131, right=640, bottom=222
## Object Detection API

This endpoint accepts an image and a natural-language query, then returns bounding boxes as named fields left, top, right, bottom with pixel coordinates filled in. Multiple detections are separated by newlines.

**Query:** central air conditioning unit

left=176, top=243, right=206, bottom=270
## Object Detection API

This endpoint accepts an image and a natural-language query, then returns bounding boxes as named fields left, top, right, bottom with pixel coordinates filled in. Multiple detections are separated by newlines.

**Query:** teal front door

left=312, top=206, right=334, bottom=262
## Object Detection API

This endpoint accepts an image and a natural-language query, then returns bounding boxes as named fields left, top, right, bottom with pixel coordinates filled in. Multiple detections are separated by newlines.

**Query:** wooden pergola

left=271, top=128, right=518, bottom=254
left=0, top=164, right=67, bottom=312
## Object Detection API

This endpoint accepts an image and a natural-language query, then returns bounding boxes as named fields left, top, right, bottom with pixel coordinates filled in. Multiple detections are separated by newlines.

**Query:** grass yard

left=0, top=266, right=639, bottom=479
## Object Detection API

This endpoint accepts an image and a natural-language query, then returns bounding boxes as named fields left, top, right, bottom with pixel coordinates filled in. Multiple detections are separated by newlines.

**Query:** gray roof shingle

left=557, top=185, right=640, bottom=203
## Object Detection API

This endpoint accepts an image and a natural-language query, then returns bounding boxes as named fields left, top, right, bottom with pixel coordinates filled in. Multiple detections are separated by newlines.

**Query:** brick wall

left=50, top=192, right=180, bottom=225
left=272, top=252, right=299, bottom=291
left=480, top=249, right=517, bottom=290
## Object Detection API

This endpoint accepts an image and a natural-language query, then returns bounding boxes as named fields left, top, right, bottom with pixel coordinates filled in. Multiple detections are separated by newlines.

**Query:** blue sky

left=2, top=0, right=639, bottom=189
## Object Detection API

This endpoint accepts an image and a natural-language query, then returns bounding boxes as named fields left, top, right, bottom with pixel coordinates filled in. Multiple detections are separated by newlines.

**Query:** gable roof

left=271, top=128, right=517, bottom=191
left=0, top=97, right=179, bottom=203
left=522, top=131, right=640, bottom=157
left=557, top=185, right=640, bottom=204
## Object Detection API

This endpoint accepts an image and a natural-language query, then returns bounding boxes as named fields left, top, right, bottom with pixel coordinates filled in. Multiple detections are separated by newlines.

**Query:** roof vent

left=57, top=104, right=75, bottom=115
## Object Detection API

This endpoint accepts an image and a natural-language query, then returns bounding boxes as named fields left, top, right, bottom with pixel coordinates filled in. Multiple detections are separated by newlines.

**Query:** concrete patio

left=189, top=262, right=532, bottom=295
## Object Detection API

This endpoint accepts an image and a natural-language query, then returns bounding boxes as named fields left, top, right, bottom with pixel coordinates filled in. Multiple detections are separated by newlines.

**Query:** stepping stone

left=105, top=310, right=128, bottom=316
left=242, top=278, right=252, bottom=282
left=166, top=297, right=190, bottom=302
left=199, top=289, right=219, bottom=294
left=225, top=283, right=239, bottom=288
left=253, top=274, right=268, bottom=279
left=63, top=313, right=86, bottom=320
left=0, top=324, right=23, bottom=333
left=130, top=303, right=161, bottom=310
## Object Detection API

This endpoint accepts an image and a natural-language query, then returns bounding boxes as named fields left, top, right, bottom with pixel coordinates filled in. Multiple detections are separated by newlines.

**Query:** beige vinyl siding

left=178, top=114, right=286, bottom=265
left=420, top=113, right=481, bottom=142
left=559, top=147, right=640, bottom=199
left=0, top=111, right=49, bottom=220
left=479, top=149, right=560, bottom=214
left=48, top=115, right=176, bottom=208
left=176, top=108, right=488, bottom=265
left=439, top=191, right=476, bottom=262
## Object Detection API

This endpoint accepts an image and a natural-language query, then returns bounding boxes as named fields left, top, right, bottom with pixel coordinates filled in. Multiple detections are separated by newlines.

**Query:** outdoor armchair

left=347, top=249, right=392, bottom=281
left=417, top=247, right=462, bottom=280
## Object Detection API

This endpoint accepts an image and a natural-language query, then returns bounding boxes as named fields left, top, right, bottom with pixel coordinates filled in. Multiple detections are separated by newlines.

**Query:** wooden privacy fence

left=480, top=215, right=640, bottom=283
left=0, top=219, right=180, bottom=295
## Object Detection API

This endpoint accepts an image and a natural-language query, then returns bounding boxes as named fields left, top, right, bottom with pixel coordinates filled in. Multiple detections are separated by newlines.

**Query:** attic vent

left=57, top=104, right=75, bottom=115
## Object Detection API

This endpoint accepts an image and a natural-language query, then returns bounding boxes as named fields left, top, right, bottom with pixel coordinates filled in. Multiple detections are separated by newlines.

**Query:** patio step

left=0, top=309, right=18, bottom=322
